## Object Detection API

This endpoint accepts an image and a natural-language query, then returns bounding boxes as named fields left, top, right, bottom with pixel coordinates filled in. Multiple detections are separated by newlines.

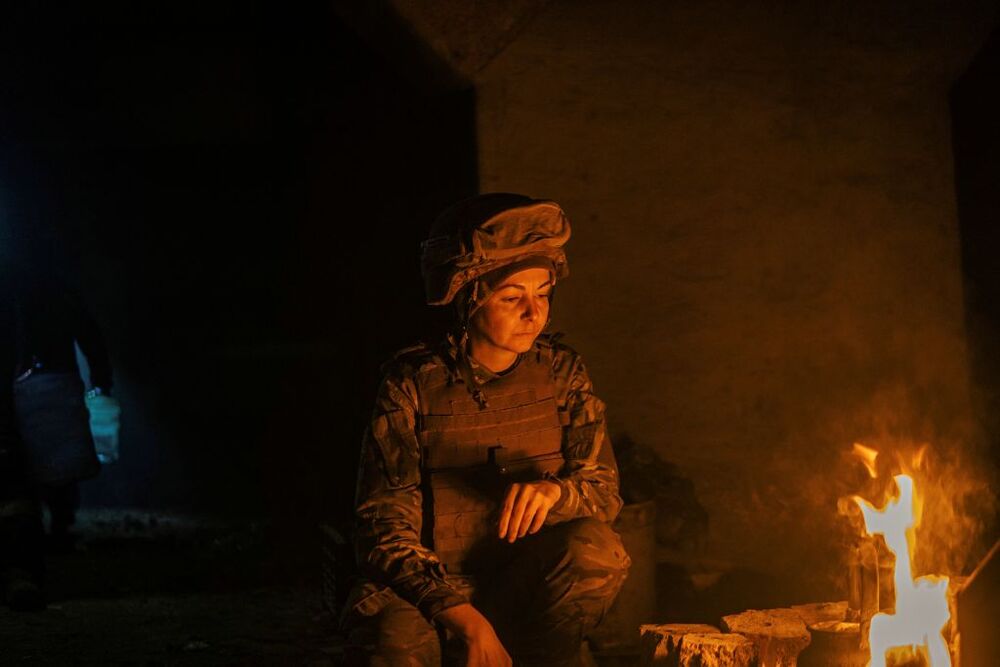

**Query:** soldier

left=0, top=265, right=46, bottom=610
left=347, top=194, right=630, bottom=667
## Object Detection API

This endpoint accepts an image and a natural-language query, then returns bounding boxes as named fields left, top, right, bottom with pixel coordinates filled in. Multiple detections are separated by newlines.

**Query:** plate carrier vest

left=416, top=344, right=566, bottom=574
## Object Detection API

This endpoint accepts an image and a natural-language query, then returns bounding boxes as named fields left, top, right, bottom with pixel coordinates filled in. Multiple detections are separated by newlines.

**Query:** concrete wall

left=476, top=1, right=998, bottom=593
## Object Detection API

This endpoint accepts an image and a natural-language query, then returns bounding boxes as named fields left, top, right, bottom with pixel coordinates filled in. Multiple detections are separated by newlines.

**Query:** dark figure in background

left=345, top=195, right=630, bottom=667
left=11, top=267, right=112, bottom=550
left=0, top=268, right=45, bottom=610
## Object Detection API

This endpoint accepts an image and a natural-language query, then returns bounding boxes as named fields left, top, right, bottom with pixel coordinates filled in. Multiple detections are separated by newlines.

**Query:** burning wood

left=847, top=536, right=882, bottom=621
left=635, top=444, right=983, bottom=667
left=852, top=471, right=953, bottom=666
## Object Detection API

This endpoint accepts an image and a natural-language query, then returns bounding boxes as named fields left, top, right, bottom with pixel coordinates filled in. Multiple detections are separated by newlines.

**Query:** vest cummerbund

left=417, top=350, right=565, bottom=574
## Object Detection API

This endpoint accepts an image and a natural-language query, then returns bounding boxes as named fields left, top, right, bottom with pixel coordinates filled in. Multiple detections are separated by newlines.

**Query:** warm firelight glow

left=853, top=443, right=880, bottom=479
left=854, top=474, right=952, bottom=667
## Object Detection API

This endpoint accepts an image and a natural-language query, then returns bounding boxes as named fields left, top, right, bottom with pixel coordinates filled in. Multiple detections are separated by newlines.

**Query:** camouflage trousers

left=346, top=518, right=630, bottom=667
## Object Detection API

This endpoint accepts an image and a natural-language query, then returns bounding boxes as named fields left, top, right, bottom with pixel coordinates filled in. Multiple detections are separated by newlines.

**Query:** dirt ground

left=1, top=510, right=345, bottom=665
left=1, top=508, right=799, bottom=665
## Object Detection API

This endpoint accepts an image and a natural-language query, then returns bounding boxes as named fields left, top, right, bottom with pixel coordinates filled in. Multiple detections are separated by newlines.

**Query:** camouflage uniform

left=347, top=333, right=629, bottom=666
left=346, top=194, right=629, bottom=666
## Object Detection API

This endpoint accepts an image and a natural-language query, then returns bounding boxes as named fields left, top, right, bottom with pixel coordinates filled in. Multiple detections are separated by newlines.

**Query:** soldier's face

left=469, top=267, right=553, bottom=366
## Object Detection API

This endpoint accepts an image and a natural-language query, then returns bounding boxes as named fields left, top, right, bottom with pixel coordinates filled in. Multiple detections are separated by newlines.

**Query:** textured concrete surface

left=1, top=510, right=339, bottom=665
left=475, top=1, right=999, bottom=593
left=333, top=0, right=550, bottom=87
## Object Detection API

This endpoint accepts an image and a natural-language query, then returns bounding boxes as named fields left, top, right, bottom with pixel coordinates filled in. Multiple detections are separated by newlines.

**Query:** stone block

left=721, top=609, right=810, bottom=667
left=797, top=620, right=867, bottom=667
left=789, top=601, right=848, bottom=626
left=641, top=625, right=757, bottom=666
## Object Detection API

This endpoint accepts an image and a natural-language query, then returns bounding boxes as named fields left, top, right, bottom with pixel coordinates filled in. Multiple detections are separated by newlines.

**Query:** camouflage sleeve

left=353, top=369, right=470, bottom=620
left=545, top=346, right=624, bottom=525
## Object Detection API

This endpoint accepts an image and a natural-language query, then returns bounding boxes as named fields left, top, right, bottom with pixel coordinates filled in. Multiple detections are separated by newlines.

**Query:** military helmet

left=420, top=193, right=571, bottom=306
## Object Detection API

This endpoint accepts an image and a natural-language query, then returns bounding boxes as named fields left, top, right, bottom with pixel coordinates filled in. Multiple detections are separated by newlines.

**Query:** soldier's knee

left=561, top=518, right=630, bottom=575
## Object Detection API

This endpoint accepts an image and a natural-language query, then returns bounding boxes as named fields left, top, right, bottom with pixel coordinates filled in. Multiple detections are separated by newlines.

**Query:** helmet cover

left=421, top=193, right=570, bottom=305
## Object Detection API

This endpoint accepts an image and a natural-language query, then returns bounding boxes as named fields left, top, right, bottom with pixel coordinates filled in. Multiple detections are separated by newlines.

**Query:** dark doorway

left=0, top=2, right=477, bottom=567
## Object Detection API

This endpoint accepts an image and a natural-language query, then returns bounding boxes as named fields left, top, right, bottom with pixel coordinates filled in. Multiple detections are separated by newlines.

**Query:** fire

left=853, top=442, right=880, bottom=479
left=854, top=474, right=952, bottom=667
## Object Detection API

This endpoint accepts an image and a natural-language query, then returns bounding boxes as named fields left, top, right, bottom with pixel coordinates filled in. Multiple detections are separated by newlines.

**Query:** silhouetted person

left=0, top=266, right=45, bottom=610
left=11, top=266, right=112, bottom=551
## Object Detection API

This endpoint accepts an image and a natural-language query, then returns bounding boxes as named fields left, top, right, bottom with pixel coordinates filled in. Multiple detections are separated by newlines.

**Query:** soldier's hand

left=465, top=630, right=513, bottom=667
left=498, top=480, right=562, bottom=542
left=436, top=603, right=512, bottom=667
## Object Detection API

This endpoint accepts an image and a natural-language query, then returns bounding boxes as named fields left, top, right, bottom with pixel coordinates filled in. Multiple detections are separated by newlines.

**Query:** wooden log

left=847, top=538, right=881, bottom=621
left=640, top=625, right=757, bottom=666
left=721, top=610, right=810, bottom=667
left=797, top=620, right=867, bottom=667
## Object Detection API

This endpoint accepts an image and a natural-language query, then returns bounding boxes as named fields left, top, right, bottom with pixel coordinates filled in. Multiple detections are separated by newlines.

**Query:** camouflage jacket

left=352, top=333, right=623, bottom=621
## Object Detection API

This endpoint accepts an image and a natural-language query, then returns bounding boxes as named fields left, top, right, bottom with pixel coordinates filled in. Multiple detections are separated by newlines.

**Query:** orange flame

left=854, top=474, right=951, bottom=667
left=853, top=443, right=880, bottom=479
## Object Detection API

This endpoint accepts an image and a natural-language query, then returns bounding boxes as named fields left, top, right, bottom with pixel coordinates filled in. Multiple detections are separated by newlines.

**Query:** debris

left=613, top=434, right=709, bottom=549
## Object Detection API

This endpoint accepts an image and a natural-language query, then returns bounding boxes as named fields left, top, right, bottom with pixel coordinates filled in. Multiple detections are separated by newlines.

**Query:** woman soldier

left=346, top=194, right=630, bottom=667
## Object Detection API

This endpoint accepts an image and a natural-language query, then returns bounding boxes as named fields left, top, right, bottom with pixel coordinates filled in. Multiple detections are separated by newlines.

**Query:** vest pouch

left=427, top=463, right=504, bottom=573
left=415, top=346, right=567, bottom=574
left=427, top=450, right=565, bottom=574
left=491, top=450, right=564, bottom=482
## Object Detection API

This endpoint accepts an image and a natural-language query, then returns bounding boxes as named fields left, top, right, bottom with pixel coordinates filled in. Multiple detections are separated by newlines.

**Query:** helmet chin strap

left=453, top=280, right=490, bottom=409
left=457, top=337, right=489, bottom=409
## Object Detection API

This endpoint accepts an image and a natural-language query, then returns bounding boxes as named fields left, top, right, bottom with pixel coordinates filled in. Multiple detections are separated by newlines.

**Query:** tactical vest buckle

left=487, top=445, right=508, bottom=475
